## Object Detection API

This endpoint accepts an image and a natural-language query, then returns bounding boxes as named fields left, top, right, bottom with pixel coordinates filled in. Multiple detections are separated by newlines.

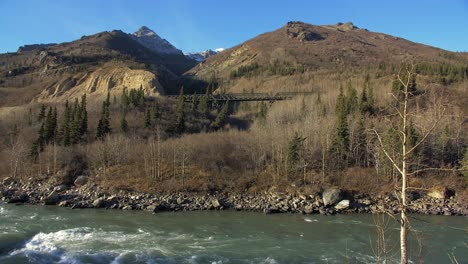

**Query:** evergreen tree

left=190, top=93, right=198, bottom=112
left=70, top=98, right=82, bottom=144
left=144, top=108, right=152, bottom=128
left=137, top=85, right=145, bottom=106
left=174, top=87, right=186, bottom=134
left=37, top=122, right=46, bottom=151
left=61, top=100, right=71, bottom=146
left=212, top=101, right=229, bottom=130
left=120, top=114, right=129, bottom=133
left=359, top=74, right=374, bottom=115
left=96, top=101, right=111, bottom=140
left=37, top=104, right=46, bottom=122
left=287, top=132, right=306, bottom=169
left=44, top=107, right=53, bottom=141
left=335, top=84, right=347, bottom=116
left=151, top=103, right=160, bottom=125
left=346, top=80, right=358, bottom=114
left=354, top=116, right=367, bottom=167
left=80, top=94, right=88, bottom=136
left=121, top=88, right=130, bottom=112
left=198, top=90, right=209, bottom=118
left=30, top=141, right=40, bottom=161
left=330, top=91, right=350, bottom=168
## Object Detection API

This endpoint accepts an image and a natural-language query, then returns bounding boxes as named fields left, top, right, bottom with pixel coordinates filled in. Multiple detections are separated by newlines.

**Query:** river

left=0, top=203, right=466, bottom=263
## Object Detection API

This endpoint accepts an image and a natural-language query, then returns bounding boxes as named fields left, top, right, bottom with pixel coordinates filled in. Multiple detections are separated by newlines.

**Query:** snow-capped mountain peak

left=131, top=26, right=183, bottom=55
left=185, top=49, right=224, bottom=62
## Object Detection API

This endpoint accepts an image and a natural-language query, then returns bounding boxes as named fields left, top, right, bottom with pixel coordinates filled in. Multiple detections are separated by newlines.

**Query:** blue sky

left=0, top=0, right=467, bottom=53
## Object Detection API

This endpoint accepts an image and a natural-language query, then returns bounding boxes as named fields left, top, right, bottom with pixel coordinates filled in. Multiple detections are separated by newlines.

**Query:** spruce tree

left=137, top=85, right=145, bottom=106
left=44, top=107, right=53, bottom=141
left=151, top=103, right=160, bottom=125
left=38, top=122, right=46, bottom=151
left=174, top=87, right=186, bottom=134
left=190, top=93, right=198, bottom=112
left=38, top=104, right=46, bottom=122
left=359, top=74, right=375, bottom=115
left=198, top=91, right=209, bottom=118
left=354, top=116, right=367, bottom=167
left=61, top=100, right=71, bottom=146
left=346, top=80, right=358, bottom=114
left=336, top=84, right=347, bottom=116
left=211, top=101, right=229, bottom=130
left=144, top=108, right=152, bottom=128
left=30, top=141, right=40, bottom=161
left=96, top=101, right=111, bottom=140
left=287, top=132, right=306, bottom=170
left=121, top=88, right=130, bottom=112
left=80, top=94, right=88, bottom=136
left=120, top=114, right=129, bottom=133
left=70, top=98, right=82, bottom=144
left=331, top=88, right=350, bottom=168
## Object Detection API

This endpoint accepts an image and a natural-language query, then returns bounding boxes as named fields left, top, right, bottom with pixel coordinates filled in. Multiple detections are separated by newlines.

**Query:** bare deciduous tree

left=372, top=62, right=445, bottom=264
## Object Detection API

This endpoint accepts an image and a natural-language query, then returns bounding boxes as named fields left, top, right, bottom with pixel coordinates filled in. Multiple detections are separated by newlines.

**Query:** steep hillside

left=0, top=29, right=196, bottom=106
left=188, top=21, right=468, bottom=93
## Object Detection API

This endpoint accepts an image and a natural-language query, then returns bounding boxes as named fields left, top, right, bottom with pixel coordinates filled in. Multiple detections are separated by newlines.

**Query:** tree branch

left=370, top=128, right=403, bottom=175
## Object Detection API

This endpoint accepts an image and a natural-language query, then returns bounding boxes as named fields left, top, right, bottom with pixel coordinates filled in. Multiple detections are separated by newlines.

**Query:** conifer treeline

left=31, top=94, right=88, bottom=159
left=329, top=75, right=375, bottom=169
left=29, top=84, right=234, bottom=159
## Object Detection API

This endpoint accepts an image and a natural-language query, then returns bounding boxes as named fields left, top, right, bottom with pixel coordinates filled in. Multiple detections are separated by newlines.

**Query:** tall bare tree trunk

left=400, top=78, right=409, bottom=264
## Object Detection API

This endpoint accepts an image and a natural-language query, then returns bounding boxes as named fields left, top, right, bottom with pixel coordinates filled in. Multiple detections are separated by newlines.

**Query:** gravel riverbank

left=1, top=177, right=466, bottom=216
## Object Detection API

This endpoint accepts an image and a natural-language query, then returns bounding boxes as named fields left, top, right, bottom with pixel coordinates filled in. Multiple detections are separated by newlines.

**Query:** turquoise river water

left=0, top=203, right=466, bottom=263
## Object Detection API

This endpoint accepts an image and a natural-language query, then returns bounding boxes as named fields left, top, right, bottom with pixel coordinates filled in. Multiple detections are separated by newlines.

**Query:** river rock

left=74, top=176, right=88, bottom=187
left=212, top=199, right=221, bottom=208
left=2, top=177, right=15, bottom=186
left=322, top=188, right=342, bottom=206
left=8, top=192, right=28, bottom=203
left=177, top=197, right=187, bottom=204
left=146, top=203, right=161, bottom=213
left=53, top=184, right=68, bottom=193
left=334, top=200, right=350, bottom=210
left=58, top=200, right=69, bottom=207
left=93, top=198, right=105, bottom=208
left=44, top=190, right=61, bottom=205
left=303, top=205, right=314, bottom=214
left=428, top=186, right=448, bottom=199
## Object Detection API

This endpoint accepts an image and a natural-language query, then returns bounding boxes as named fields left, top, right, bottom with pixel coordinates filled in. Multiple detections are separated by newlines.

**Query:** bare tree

left=372, top=62, right=444, bottom=264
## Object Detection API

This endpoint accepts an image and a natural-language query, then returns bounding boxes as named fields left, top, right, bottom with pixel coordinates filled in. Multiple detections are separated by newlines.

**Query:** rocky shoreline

left=1, top=177, right=466, bottom=216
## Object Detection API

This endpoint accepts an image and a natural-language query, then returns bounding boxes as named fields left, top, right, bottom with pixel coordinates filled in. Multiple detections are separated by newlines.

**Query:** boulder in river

left=146, top=203, right=161, bottom=213
left=44, top=190, right=61, bottom=205
left=322, top=188, right=342, bottom=206
left=7, top=192, right=28, bottom=203
left=212, top=199, right=221, bottom=208
left=334, top=200, right=350, bottom=210
left=74, top=176, right=88, bottom=187
left=93, top=198, right=105, bottom=208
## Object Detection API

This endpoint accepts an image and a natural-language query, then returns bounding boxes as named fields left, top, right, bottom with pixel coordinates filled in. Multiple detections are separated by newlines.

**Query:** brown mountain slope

left=188, top=21, right=468, bottom=93
left=0, top=30, right=196, bottom=106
